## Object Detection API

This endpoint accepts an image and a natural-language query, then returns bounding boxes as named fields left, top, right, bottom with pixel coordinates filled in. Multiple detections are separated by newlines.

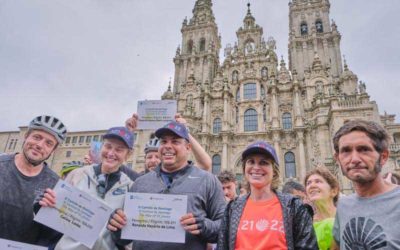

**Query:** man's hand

left=125, top=113, right=139, bottom=132
left=180, top=213, right=204, bottom=235
left=107, top=209, right=127, bottom=232
left=175, top=113, right=188, bottom=127
left=39, top=188, right=57, bottom=208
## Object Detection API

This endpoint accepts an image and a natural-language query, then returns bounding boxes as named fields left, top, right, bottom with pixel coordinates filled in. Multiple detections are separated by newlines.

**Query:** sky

left=0, top=0, right=399, bottom=132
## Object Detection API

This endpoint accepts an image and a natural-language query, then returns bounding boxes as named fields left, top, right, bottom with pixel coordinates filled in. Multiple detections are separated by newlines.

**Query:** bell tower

left=288, top=0, right=342, bottom=80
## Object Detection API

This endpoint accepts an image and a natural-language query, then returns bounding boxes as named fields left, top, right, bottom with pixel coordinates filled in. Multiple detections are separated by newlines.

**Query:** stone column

left=222, top=135, right=228, bottom=170
left=273, top=131, right=283, bottom=181
left=271, top=87, right=280, bottom=128
left=297, top=130, right=307, bottom=180
left=202, top=95, right=209, bottom=133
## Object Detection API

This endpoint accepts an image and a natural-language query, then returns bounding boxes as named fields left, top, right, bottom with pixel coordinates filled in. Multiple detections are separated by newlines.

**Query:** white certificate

left=122, top=192, right=187, bottom=243
left=34, top=180, right=113, bottom=248
left=0, top=238, right=47, bottom=250
left=137, top=100, right=177, bottom=130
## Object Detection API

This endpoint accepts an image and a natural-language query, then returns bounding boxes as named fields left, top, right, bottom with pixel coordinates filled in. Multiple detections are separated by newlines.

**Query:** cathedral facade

left=159, top=0, right=400, bottom=191
left=1, top=0, right=399, bottom=192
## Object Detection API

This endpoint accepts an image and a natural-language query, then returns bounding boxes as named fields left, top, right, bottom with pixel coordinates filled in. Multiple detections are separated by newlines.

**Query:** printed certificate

left=137, top=100, right=177, bottom=130
left=34, top=180, right=113, bottom=248
left=0, top=238, right=46, bottom=250
left=122, top=192, right=187, bottom=243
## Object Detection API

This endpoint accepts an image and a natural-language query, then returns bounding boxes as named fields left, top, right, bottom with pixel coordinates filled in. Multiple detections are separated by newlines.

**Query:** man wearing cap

left=0, top=115, right=67, bottom=247
left=108, top=121, right=226, bottom=250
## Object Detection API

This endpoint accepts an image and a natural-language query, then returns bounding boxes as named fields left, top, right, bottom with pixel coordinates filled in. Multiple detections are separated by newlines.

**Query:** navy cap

left=155, top=121, right=190, bottom=141
left=242, top=141, right=279, bottom=165
left=103, top=127, right=134, bottom=149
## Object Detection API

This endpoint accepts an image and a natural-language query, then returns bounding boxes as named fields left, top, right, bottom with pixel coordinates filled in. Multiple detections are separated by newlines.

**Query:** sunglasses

left=96, top=174, right=107, bottom=199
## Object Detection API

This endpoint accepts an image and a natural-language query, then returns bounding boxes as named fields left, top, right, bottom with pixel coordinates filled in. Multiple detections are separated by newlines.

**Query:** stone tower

left=173, top=0, right=221, bottom=128
left=288, top=0, right=342, bottom=80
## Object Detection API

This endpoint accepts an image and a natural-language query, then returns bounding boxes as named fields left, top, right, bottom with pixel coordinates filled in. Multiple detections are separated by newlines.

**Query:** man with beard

left=332, top=120, right=400, bottom=249
left=0, top=115, right=67, bottom=247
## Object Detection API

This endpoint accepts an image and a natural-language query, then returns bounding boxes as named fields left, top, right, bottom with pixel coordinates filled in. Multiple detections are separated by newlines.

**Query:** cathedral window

left=284, top=152, right=296, bottom=178
left=300, top=22, right=308, bottom=35
left=199, top=38, right=206, bottom=52
left=260, top=85, right=266, bottom=100
left=315, top=20, right=323, bottom=33
left=236, top=88, right=240, bottom=102
left=282, top=112, right=292, bottom=130
left=213, top=118, right=222, bottom=134
left=232, top=70, right=239, bottom=83
left=243, top=83, right=257, bottom=100
left=236, top=107, right=239, bottom=124
left=263, top=105, right=267, bottom=122
left=186, top=94, right=193, bottom=107
left=212, top=154, right=221, bottom=174
left=187, top=40, right=194, bottom=54
left=244, top=108, right=258, bottom=132
left=261, top=67, right=268, bottom=78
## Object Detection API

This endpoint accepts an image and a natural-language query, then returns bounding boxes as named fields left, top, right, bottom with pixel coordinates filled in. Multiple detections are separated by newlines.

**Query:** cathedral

left=158, top=0, right=400, bottom=191
left=1, top=0, right=399, bottom=192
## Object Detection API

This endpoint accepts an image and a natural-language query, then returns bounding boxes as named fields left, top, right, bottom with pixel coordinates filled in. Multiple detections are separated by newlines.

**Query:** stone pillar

left=293, top=84, right=304, bottom=127
left=202, top=95, right=209, bottom=133
left=271, top=87, right=280, bottom=128
left=273, top=131, right=283, bottom=181
left=297, top=130, right=307, bottom=181
left=223, top=92, right=229, bottom=131
left=222, top=135, right=228, bottom=170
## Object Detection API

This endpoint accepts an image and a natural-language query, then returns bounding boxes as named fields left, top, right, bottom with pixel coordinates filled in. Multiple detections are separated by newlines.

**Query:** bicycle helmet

left=144, top=137, right=160, bottom=154
left=28, top=115, right=67, bottom=144
left=60, top=161, right=84, bottom=178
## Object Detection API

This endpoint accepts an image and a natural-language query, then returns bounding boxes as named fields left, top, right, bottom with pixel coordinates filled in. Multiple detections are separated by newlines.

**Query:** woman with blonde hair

left=305, top=166, right=339, bottom=250
left=217, top=141, right=317, bottom=250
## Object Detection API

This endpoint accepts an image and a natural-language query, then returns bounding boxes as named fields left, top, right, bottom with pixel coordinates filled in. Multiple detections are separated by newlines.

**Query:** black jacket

left=217, top=192, right=318, bottom=250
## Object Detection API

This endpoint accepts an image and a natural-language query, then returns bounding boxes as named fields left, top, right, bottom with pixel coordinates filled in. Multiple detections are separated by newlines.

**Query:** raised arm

left=175, top=113, right=211, bottom=171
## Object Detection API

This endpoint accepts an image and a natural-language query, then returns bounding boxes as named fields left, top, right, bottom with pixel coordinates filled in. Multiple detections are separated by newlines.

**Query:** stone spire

left=243, top=2, right=256, bottom=29
left=161, top=78, right=174, bottom=100
left=190, top=0, right=215, bottom=25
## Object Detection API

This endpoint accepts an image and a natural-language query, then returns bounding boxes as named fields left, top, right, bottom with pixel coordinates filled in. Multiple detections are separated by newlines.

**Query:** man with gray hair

left=332, top=120, right=400, bottom=249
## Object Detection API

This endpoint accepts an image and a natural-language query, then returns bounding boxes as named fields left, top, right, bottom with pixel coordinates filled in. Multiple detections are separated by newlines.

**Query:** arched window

left=186, top=94, right=193, bottom=107
left=236, top=88, right=240, bottom=102
left=300, top=22, right=308, bottom=35
left=199, top=38, right=206, bottom=52
left=212, top=154, right=221, bottom=174
left=187, top=40, right=193, bottom=53
left=261, top=67, right=268, bottom=78
left=315, top=20, right=323, bottom=33
left=243, top=83, right=257, bottom=100
left=232, top=70, right=239, bottom=83
left=213, top=118, right=222, bottom=134
left=244, top=109, right=258, bottom=132
left=282, top=113, right=292, bottom=130
left=260, top=85, right=266, bottom=100
left=284, top=152, right=296, bottom=178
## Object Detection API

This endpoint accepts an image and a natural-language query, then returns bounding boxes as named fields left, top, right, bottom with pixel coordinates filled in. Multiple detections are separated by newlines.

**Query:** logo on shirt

left=342, top=217, right=387, bottom=250
left=112, top=188, right=126, bottom=196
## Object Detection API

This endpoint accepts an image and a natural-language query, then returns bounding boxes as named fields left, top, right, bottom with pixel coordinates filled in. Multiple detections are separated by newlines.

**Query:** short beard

left=22, top=142, right=52, bottom=167
left=350, top=156, right=382, bottom=184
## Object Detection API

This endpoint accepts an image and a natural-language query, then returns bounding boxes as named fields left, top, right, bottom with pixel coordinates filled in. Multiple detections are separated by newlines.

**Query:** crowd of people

left=0, top=114, right=399, bottom=250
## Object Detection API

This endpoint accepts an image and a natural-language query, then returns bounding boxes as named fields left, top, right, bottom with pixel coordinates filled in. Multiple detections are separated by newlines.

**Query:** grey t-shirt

left=0, top=153, right=60, bottom=245
left=333, top=186, right=400, bottom=250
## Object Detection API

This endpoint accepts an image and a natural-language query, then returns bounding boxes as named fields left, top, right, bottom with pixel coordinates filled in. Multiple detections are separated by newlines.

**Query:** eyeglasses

left=96, top=174, right=107, bottom=199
